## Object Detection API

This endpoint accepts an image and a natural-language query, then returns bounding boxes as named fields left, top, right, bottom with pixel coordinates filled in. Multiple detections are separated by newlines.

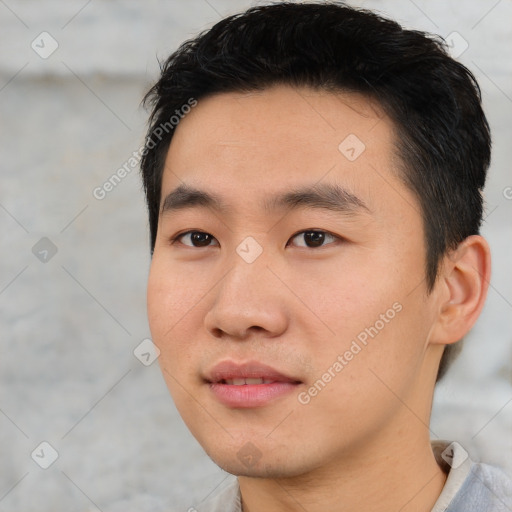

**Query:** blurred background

left=0, top=0, right=511, bottom=510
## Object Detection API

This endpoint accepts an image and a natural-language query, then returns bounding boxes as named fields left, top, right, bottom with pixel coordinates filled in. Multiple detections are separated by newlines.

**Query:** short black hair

left=140, top=1, right=491, bottom=381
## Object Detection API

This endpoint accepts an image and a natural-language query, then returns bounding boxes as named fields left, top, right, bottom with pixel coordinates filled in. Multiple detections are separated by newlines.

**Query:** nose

left=203, top=250, right=289, bottom=341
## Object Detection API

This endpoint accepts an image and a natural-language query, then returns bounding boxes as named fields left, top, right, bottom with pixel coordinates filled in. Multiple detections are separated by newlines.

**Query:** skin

left=147, top=85, right=491, bottom=512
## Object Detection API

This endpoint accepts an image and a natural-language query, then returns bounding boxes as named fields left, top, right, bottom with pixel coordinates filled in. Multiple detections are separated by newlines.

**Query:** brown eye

left=289, top=230, right=338, bottom=248
left=174, top=231, right=218, bottom=247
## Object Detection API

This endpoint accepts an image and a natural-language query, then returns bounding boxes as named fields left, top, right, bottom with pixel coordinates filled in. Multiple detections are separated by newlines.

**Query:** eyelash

left=169, top=229, right=341, bottom=249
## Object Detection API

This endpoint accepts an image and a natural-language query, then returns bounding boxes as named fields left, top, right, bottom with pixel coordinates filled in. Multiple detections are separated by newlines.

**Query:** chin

left=209, top=456, right=301, bottom=479
left=202, top=440, right=315, bottom=479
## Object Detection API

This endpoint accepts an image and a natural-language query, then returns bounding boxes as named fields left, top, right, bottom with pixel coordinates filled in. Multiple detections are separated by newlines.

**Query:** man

left=140, top=2, right=512, bottom=510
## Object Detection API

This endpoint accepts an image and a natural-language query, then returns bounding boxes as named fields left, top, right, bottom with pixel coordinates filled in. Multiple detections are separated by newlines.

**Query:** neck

left=238, top=423, right=447, bottom=512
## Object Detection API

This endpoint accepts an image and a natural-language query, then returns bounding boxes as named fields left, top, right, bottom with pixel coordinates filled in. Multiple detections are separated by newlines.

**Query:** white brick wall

left=1, top=1, right=510, bottom=510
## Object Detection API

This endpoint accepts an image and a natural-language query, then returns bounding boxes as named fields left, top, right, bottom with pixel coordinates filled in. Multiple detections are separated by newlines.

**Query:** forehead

left=160, top=85, right=415, bottom=221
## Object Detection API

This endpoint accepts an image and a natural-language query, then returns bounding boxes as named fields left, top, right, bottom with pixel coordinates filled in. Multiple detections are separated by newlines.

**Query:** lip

left=205, top=360, right=301, bottom=408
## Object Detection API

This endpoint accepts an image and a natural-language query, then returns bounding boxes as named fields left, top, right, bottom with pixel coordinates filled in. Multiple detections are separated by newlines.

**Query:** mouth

left=205, top=360, right=302, bottom=408
left=219, top=377, right=278, bottom=385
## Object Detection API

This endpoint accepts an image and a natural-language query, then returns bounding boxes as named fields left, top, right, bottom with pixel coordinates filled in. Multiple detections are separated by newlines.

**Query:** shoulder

left=449, top=462, right=512, bottom=511
left=431, top=440, right=512, bottom=512
left=195, top=476, right=241, bottom=512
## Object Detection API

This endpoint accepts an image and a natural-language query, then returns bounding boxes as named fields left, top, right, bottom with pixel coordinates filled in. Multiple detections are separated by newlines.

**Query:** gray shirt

left=197, top=440, right=512, bottom=512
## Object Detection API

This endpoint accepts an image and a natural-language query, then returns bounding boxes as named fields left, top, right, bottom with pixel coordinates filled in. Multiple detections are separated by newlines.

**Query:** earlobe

left=429, top=235, right=491, bottom=346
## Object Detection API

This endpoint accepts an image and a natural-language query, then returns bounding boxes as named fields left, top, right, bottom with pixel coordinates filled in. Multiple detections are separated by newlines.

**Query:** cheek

left=147, top=262, right=202, bottom=411
left=147, top=259, right=194, bottom=363
left=299, top=252, right=429, bottom=386
left=290, top=251, right=397, bottom=331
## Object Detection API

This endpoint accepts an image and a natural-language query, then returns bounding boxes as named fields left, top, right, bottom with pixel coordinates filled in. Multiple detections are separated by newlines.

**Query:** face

left=147, top=85, right=442, bottom=478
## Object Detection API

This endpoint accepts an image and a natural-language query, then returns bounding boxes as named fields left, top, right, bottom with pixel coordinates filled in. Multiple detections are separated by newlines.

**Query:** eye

left=288, top=230, right=339, bottom=248
left=171, top=231, right=219, bottom=248
left=171, top=229, right=339, bottom=249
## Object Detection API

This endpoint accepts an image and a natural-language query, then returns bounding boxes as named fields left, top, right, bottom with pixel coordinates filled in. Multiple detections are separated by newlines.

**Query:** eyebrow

left=160, top=182, right=370, bottom=217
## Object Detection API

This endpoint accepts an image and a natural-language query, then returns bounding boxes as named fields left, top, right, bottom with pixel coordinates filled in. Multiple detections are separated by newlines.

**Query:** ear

left=429, top=235, right=491, bottom=346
